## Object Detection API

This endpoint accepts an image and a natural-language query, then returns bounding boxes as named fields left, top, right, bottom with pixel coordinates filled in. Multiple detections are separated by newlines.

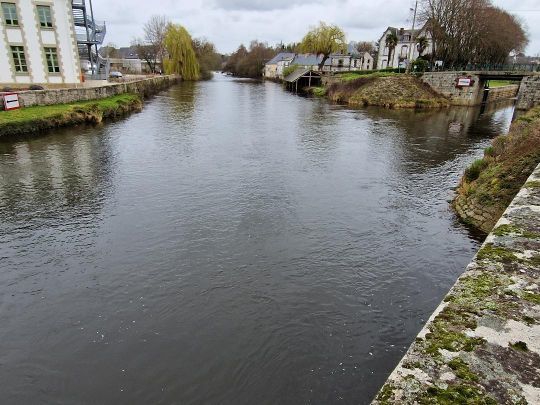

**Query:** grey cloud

left=207, top=0, right=324, bottom=11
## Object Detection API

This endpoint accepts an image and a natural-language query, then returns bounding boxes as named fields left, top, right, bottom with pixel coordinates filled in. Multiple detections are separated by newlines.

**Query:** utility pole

left=406, top=0, right=418, bottom=73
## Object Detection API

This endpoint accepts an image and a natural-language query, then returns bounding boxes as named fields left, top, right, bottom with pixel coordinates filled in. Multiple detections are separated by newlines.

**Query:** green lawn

left=334, top=70, right=401, bottom=82
left=488, top=80, right=518, bottom=88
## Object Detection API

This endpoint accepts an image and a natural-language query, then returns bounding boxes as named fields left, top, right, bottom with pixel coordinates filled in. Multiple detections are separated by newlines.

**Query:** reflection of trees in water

left=0, top=129, right=115, bottom=230
left=360, top=101, right=515, bottom=173
left=296, top=100, right=342, bottom=165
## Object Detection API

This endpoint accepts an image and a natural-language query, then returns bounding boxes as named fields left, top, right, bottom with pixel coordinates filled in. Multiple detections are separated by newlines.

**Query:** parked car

left=80, top=60, right=97, bottom=72
left=109, top=71, right=123, bottom=78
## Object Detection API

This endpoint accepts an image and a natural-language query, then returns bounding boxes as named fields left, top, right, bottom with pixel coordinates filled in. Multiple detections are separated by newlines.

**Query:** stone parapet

left=0, top=75, right=181, bottom=110
left=373, top=164, right=540, bottom=404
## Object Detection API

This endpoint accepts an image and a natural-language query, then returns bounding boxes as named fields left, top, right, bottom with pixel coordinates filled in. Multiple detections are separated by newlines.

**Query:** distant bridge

left=421, top=69, right=540, bottom=110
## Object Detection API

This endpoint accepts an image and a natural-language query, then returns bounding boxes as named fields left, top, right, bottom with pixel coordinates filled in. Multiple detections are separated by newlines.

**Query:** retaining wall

left=421, top=72, right=482, bottom=106
left=372, top=164, right=540, bottom=404
left=0, top=75, right=181, bottom=110
left=486, top=84, right=519, bottom=102
left=516, top=75, right=540, bottom=110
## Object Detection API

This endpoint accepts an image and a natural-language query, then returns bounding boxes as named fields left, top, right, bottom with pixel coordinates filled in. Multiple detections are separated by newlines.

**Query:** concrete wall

left=0, top=75, right=180, bottom=110
left=0, top=0, right=81, bottom=85
left=486, top=84, right=519, bottom=103
left=373, top=164, right=540, bottom=404
left=516, top=75, right=540, bottom=110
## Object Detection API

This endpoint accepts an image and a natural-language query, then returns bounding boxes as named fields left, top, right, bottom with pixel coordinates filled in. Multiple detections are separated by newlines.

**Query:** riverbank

left=311, top=73, right=450, bottom=109
left=454, top=106, right=540, bottom=233
left=373, top=164, right=540, bottom=404
left=0, top=94, right=142, bottom=137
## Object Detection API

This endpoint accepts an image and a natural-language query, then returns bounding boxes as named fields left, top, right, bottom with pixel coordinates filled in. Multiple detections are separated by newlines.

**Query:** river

left=0, top=75, right=515, bottom=404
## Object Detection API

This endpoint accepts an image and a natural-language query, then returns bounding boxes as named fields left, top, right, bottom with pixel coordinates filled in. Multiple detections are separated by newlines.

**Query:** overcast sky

left=91, top=0, right=540, bottom=55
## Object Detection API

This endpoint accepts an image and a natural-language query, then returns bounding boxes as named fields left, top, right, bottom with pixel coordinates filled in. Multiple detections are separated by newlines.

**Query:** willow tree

left=299, top=22, right=346, bottom=70
left=163, top=24, right=200, bottom=80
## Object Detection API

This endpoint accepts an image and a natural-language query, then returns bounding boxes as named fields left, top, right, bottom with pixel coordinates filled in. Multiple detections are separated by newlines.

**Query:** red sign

left=3, top=93, right=20, bottom=111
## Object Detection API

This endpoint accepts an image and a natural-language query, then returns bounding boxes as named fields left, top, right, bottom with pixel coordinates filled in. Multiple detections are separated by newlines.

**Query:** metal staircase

left=71, top=0, right=108, bottom=79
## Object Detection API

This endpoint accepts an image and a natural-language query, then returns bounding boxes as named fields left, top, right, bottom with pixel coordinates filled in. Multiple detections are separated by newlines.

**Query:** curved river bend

left=0, top=75, right=514, bottom=404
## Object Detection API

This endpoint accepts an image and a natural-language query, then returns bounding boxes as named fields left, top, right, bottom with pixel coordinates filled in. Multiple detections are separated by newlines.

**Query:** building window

left=11, top=46, right=28, bottom=73
left=400, top=45, right=409, bottom=58
left=36, top=5, right=53, bottom=28
left=1, top=2, right=18, bottom=25
left=44, top=47, right=60, bottom=73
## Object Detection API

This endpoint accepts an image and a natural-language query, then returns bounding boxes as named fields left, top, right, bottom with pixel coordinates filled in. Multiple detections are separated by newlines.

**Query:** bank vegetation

left=0, top=94, right=142, bottom=138
left=319, top=73, right=449, bottom=109
left=454, top=106, right=540, bottom=233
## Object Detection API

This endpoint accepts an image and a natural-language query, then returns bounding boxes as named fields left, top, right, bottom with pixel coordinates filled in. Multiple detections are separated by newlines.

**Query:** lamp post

left=406, top=0, right=418, bottom=73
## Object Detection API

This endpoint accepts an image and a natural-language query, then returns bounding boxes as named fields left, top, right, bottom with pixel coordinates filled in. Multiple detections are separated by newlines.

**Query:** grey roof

left=283, top=67, right=321, bottom=83
left=265, top=52, right=295, bottom=65
left=379, top=26, right=427, bottom=43
left=291, top=54, right=322, bottom=66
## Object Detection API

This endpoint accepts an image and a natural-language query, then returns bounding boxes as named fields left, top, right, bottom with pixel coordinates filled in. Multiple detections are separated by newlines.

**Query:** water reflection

left=0, top=75, right=515, bottom=404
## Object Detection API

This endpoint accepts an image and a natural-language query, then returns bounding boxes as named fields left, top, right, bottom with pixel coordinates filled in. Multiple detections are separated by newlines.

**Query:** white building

left=376, top=26, right=433, bottom=70
left=0, top=0, right=105, bottom=86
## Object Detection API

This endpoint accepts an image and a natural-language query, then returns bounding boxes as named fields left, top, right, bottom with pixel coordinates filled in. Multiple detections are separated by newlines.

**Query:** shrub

left=283, top=64, right=300, bottom=78
left=411, top=59, right=429, bottom=72
left=465, top=159, right=488, bottom=182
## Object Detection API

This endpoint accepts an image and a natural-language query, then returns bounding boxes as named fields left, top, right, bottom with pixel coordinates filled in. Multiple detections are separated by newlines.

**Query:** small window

left=37, top=5, right=53, bottom=28
left=11, top=45, right=27, bottom=72
left=44, top=47, right=60, bottom=73
left=1, top=2, right=18, bottom=25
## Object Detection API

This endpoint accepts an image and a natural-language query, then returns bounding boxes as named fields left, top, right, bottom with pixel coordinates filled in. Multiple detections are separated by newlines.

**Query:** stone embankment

left=454, top=106, right=540, bottom=233
left=373, top=164, right=540, bottom=404
left=517, top=76, right=540, bottom=110
left=486, top=85, right=519, bottom=103
left=0, top=75, right=180, bottom=110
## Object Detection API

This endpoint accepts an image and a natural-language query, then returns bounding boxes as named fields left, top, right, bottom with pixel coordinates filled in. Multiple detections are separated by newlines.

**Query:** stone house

left=376, top=26, right=432, bottom=69
left=264, top=48, right=374, bottom=80
left=263, top=52, right=295, bottom=79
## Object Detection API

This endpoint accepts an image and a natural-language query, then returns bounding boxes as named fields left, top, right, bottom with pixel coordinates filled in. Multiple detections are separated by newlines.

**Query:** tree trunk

left=318, top=55, right=329, bottom=72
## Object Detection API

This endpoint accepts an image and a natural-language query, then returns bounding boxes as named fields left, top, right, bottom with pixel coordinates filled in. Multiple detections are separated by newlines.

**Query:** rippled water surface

left=0, top=76, right=515, bottom=404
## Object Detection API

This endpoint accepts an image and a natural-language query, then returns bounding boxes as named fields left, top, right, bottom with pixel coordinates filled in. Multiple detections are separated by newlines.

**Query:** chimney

left=399, top=28, right=404, bottom=36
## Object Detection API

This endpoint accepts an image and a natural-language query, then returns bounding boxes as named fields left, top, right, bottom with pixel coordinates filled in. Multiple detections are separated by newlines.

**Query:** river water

left=0, top=75, right=515, bottom=404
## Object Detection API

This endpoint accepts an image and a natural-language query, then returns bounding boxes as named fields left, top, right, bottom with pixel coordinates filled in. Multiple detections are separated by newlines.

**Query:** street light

left=406, top=0, right=418, bottom=73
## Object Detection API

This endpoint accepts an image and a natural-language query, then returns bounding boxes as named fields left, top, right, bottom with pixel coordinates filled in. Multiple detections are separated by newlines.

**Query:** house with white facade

left=376, top=26, right=432, bottom=70
left=264, top=47, right=374, bottom=80
left=0, top=0, right=106, bottom=86
left=263, top=52, right=295, bottom=79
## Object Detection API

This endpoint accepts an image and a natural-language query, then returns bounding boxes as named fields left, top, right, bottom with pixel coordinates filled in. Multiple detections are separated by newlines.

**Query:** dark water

left=0, top=75, right=515, bottom=404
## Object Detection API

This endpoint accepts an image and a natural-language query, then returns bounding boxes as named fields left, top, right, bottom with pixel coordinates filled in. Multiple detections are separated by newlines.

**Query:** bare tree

left=356, top=41, right=374, bottom=55
left=142, top=15, right=170, bottom=72
left=419, top=0, right=528, bottom=66
left=132, top=38, right=158, bottom=73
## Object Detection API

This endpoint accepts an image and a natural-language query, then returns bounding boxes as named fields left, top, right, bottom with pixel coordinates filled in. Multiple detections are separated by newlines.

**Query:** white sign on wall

left=457, top=78, right=472, bottom=87
left=3, top=93, right=20, bottom=111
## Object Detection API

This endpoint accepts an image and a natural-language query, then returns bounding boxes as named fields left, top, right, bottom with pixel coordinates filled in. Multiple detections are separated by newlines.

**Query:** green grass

left=334, top=71, right=400, bottom=82
left=0, top=94, right=140, bottom=125
left=489, top=80, right=518, bottom=88
left=0, top=93, right=142, bottom=137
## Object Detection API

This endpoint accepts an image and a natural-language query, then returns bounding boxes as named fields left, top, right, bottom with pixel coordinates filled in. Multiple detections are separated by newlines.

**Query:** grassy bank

left=0, top=93, right=142, bottom=137
left=454, top=106, right=540, bottom=233
left=323, top=74, right=449, bottom=109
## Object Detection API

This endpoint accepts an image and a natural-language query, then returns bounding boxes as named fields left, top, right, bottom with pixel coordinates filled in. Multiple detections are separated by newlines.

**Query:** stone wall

left=372, top=164, right=540, bottom=404
left=516, top=75, right=540, bottom=110
left=421, top=72, right=482, bottom=106
left=453, top=193, right=503, bottom=233
left=486, top=85, right=519, bottom=103
left=0, top=75, right=181, bottom=110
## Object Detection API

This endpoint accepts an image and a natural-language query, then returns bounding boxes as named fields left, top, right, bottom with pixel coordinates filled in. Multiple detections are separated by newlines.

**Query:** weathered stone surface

left=517, top=76, right=540, bottom=110
left=0, top=75, right=181, bottom=110
left=373, top=164, right=540, bottom=404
